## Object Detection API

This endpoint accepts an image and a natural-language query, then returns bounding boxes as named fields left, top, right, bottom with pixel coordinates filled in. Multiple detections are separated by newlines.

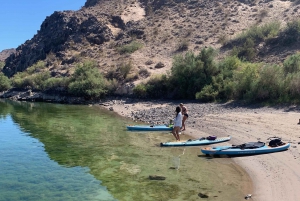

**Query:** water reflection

left=0, top=100, right=249, bottom=201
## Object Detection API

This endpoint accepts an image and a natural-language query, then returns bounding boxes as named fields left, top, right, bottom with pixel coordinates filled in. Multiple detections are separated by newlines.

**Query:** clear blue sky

left=0, top=0, right=86, bottom=52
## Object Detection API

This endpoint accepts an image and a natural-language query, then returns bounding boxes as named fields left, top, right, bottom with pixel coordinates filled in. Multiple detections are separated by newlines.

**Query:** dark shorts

left=184, top=113, right=189, bottom=118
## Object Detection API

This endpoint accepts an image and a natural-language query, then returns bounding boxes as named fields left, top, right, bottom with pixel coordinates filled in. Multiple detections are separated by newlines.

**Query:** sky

left=0, top=0, right=86, bottom=52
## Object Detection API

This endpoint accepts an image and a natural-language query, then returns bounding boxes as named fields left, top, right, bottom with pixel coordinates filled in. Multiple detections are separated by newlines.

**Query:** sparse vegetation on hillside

left=117, top=41, right=143, bottom=54
left=281, top=19, right=300, bottom=45
left=227, top=21, right=281, bottom=61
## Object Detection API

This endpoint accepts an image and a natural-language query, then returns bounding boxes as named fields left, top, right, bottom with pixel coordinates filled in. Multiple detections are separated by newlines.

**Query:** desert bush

left=11, top=71, right=51, bottom=90
left=212, top=56, right=242, bottom=100
left=283, top=52, right=300, bottom=75
left=138, top=67, right=151, bottom=78
left=31, top=72, right=51, bottom=90
left=26, top=61, right=46, bottom=74
left=145, top=74, right=170, bottom=98
left=117, top=41, right=143, bottom=54
left=238, top=37, right=256, bottom=61
left=284, top=72, right=300, bottom=100
left=133, top=74, right=170, bottom=98
left=0, top=72, right=11, bottom=91
left=68, top=61, right=107, bottom=99
left=176, top=39, right=189, bottom=52
left=218, top=33, right=228, bottom=45
left=105, top=78, right=118, bottom=95
left=43, top=77, right=69, bottom=91
left=231, top=62, right=260, bottom=100
left=11, top=72, right=28, bottom=88
left=249, top=64, right=284, bottom=101
left=133, top=84, right=147, bottom=98
left=282, top=19, right=300, bottom=45
left=125, top=73, right=139, bottom=82
left=0, top=61, right=5, bottom=70
left=195, top=84, right=218, bottom=102
left=119, top=62, right=133, bottom=79
left=236, top=21, right=280, bottom=42
left=171, top=48, right=218, bottom=99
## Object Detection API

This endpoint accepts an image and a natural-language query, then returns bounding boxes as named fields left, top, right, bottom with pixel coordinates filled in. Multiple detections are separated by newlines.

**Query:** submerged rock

left=149, top=175, right=166, bottom=180
left=198, top=193, right=209, bottom=198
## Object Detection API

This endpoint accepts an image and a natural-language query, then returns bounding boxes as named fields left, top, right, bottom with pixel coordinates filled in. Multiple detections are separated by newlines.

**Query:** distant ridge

left=0, top=48, right=15, bottom=62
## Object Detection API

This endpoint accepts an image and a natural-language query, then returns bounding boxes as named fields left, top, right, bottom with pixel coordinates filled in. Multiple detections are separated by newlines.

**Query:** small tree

left=0, top=73, right=11, bottom=91
left=68, top=61, right=107, bottom=99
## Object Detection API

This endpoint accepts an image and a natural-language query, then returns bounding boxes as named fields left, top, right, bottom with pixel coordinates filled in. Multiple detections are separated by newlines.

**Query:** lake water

left=0, top=100, right=250, bottom=201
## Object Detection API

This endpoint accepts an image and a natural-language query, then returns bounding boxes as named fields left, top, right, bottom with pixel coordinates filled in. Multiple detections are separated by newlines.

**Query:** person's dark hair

left=175, top=106, right=181, bottom=117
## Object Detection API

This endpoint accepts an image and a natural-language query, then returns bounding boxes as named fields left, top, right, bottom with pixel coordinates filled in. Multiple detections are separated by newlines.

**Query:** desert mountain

left=2, top=0, right=300, bottom=86
left=0, top=49, right=15, bottom=62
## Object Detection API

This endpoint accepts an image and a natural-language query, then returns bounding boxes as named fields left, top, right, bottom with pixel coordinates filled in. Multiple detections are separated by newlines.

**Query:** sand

left=99, top=98, right=300, bottom=201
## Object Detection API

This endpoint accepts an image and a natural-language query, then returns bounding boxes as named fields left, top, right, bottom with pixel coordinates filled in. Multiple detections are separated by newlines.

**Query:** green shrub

left=170, top=48, right=218, bottom=99
left=31, top=72, right=51, bottom=90
left=237, top=21, right=280, bottom=43
left=105, top=78, right=118, bottom=95
left=0, top=72, right=11, bottom=91
left=43, top=77, right=69, bottom=91
left=284, top=72, right=300, bottom=100
left=145, top=74, right=170, bottom=98
left=283, top=52, right=300, bottom=75
left=0, top=61, right=5, bottom=70
left=282, top=19, right=300, bottom=45
left=218, top=56, right=241, bottom=78
left=195, top=84, right=218, bottom=102
left=26, top=61, right=46, bottom=75
left=68, top=61, right=107, bottom=99
left=119, top=62, right=133, bottom=79
left=238, top=38, right=256, bottom=61
left=117, top=41, right=143, bottom=54
left=231, top=62, right=260, bottom=100
left=250, top=64, right=284, bottom=101
left=133, top=84, right=147, bottom=98
left=12, top=71, right=51, bottom=90
left=11, top=72, right=30, bottom=88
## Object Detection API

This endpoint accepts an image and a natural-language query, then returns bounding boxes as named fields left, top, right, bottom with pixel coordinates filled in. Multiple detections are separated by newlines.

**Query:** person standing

left=180, top=103, right=188, bottom=131
left=172, top=106, right=182, bottom=141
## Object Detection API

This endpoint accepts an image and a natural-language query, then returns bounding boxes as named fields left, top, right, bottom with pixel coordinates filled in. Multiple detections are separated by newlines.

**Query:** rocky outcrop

left=0, top=49, right=15, bottom=62
left=3, top=10, right=113, bottom=77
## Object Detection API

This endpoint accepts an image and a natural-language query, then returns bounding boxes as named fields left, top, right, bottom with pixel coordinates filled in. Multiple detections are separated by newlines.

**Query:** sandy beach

left=99, top=98, right=300, bottom=201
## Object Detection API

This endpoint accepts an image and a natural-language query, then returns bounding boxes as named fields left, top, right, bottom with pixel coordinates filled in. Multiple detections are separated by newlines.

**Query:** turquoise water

left=0, top=100, right=250, bottom=201
left=0, top=114, right=116, bottom=201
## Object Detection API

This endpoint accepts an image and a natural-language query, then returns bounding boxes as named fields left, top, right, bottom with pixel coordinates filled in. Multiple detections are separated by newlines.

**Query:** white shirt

left=173, top=112, right=182, bottom=127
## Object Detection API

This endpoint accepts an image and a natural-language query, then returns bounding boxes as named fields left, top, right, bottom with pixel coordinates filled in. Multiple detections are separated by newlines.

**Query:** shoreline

left=99, top=98, right=300, bottom=201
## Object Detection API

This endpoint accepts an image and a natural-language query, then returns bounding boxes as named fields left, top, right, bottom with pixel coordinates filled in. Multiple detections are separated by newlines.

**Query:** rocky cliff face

left=2, top=0, right=300, bottom=80
left=3, top=10, right=113, bottom=77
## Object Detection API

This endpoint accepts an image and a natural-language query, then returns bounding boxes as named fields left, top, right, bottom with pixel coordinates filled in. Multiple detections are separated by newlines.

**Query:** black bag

left=269, top=138, right=283, bottom=147
left=207, top=136, right=217, bottom=140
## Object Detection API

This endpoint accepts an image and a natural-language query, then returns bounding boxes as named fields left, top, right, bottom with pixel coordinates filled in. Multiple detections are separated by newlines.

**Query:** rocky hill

left=0, top=49, right=15, bottom=62
left=2, top=0, right=300, bottom=91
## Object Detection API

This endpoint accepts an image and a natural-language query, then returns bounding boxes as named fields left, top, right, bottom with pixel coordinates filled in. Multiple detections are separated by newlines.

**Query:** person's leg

left=175, top=127, right=180, bottom=141
left=182, top=116, right=187, bottom=131
left=172, top=127, right=179, bottom=141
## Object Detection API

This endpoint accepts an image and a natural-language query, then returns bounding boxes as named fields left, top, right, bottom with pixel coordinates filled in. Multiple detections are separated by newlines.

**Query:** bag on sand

left=269, top=138, right=283, bottom=147
left=207, top=136, right=217, bottom=140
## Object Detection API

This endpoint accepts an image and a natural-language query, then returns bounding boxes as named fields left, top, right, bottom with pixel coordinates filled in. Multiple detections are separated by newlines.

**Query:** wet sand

left=99, top=98, right=300, bottom=201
